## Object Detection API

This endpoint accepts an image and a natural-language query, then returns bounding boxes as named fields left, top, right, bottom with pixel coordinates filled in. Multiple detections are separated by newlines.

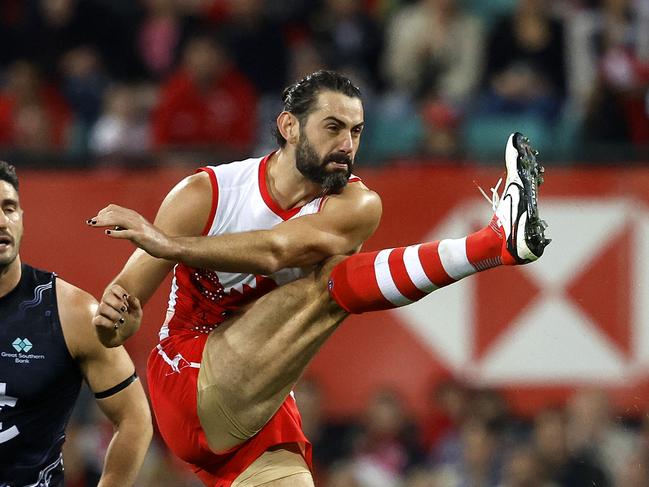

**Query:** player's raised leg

left=328, top=131, right=550, bottom=313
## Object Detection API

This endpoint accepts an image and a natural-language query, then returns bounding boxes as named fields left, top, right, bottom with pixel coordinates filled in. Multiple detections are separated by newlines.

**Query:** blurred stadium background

left=3, top=0, right=649, bottom=485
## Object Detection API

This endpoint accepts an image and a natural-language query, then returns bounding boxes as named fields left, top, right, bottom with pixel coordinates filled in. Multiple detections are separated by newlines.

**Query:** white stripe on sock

left=403, top=244, right=438, bottom=292
left=374, top=249, right=413, bottom=307
left=438, top=238, right=476, bottom=280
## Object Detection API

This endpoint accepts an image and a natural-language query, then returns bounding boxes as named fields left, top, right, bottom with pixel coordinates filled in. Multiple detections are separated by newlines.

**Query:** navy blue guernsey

left=0, top=264, right=82, bottom=487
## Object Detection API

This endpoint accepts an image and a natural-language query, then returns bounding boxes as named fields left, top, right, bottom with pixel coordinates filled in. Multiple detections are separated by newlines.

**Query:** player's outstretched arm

left=88, top=173, right=382, bottom=274
left=91, top=171, right=214, bottom=345
left=58, top=279, right=152, bottom=486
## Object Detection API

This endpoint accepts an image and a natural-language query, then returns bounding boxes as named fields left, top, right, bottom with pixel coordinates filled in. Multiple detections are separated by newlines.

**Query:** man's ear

left=277, top=111, right=299, bottom=145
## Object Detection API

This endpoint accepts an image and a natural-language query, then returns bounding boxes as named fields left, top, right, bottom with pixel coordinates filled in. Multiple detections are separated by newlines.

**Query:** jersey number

left=0, top=382, right=19, bottom=443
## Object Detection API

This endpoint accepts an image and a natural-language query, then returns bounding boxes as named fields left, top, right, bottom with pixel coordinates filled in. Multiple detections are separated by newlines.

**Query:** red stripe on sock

left=388, top=247, right=427, bottom=301
left=465, top=223, right=502, bottom=266
left=419, top=242, right=455, bottom=287
left=328, top=251, right=393, bottom=314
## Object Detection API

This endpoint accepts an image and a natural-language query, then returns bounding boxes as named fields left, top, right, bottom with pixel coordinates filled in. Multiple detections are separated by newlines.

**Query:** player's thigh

left=199, top=258, right=348, bottom=395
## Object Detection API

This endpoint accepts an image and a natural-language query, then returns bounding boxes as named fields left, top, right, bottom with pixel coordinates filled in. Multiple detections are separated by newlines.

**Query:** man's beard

left=295, top=136, right=352, bottom=194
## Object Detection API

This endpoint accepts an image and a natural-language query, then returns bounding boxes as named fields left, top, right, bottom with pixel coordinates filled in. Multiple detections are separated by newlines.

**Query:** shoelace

left=475, top=178, right=504, bottom=227
left=476, top=177, right=502, bottom=211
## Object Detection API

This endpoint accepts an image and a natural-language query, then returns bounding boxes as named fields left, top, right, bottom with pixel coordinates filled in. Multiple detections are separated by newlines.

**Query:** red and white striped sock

left=328, top=217, right=503, bottom=313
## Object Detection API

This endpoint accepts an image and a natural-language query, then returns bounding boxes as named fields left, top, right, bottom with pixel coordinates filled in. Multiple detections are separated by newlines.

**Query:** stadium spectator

left=136, top=0, right=198, bottom=80
left=382, top=0, right=483, bottom=158
left=434, top=419, right=503, bottom=487
left=382, top=0, right=484, bottom=103
left=346, top=389, right=424, bottom=484
left=17, top=0, right=140, bottom=81
left=478, top=0, right=567, bottom=123
left=422, top=379, right=471, bottom=455
left=576, top=0, right=649, bottom=148
left=89, top=83, right=152, bottom=157
left=566, top=387, right=638, bottom=482
left=151, top=34, right=258, bottom=156
left=216, top=0, right=290, bottom=95
left=0, top=0, right=26, bottom=69
left=59, top=46, right=110, bottom=154
left=533, top=407, right=611, bottom=486
left=497, top=446, right=550, bottom=487
left=0, top=60, right=71, bottom=152
left=308, top=0, right=384, bottom=91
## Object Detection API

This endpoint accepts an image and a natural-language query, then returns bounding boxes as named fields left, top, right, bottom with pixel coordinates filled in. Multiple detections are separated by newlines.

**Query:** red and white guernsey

left=160, top=156, right=332, bottom=340
left=160, top=153, right=337, bottom=340
left=147, top=153, right=360, bottom=486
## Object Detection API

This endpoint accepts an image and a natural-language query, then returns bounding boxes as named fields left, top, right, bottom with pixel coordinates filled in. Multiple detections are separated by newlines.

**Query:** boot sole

left=512, top=132, right=551, bottom=257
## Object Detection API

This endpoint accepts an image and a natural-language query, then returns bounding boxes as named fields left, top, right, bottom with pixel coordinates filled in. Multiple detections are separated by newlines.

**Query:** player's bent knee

left=313, top=254, right=349, bottom=313
left=315, top=255, right=346, bottom=284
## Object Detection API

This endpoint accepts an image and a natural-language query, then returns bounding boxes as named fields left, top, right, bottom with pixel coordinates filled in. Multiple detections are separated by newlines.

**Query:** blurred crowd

left=63, top=378, right=649, bottom=487
left=0, top=0, right=648, bottom=166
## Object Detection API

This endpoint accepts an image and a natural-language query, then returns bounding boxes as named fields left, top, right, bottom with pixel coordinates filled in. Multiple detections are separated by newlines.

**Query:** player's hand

left=93, top=283, right=143, bottom=348
left=87, top=204, right=174, bottom=259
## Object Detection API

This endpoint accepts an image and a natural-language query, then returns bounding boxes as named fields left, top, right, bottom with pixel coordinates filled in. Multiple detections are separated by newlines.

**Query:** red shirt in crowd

left=152, top=67, right=258, bottom=151
left=0, top=84, right=71, bottom=150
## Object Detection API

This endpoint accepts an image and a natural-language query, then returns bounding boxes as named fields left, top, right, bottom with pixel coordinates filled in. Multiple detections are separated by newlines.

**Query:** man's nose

left=338, top=131, right=353, bottom=154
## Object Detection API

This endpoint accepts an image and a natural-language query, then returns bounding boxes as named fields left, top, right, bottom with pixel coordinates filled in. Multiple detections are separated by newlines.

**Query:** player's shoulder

left=160, top=167, right=215, bottom=218
left=55, top=278, right=99, bottom=360
left=56, top=278, right=97, bottom=316
left=321, top=179, right=382, bottom=229
left=337, top=178, right=382, bottom=211
left=171, top=169, right=213, bottom=196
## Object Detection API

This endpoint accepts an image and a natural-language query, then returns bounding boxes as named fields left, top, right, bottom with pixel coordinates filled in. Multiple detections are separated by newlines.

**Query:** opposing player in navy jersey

left=0, top=161, right=151, bottom=487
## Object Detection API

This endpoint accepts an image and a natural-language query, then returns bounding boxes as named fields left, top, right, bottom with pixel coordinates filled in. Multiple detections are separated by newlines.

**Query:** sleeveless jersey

left=160, top=153, right=360, bottom=339
left=0, top=264, right=82, bottom=487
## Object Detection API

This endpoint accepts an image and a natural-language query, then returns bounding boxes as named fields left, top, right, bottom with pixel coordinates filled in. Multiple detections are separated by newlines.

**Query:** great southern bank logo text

left=2, top=338, right=45, bottom=364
